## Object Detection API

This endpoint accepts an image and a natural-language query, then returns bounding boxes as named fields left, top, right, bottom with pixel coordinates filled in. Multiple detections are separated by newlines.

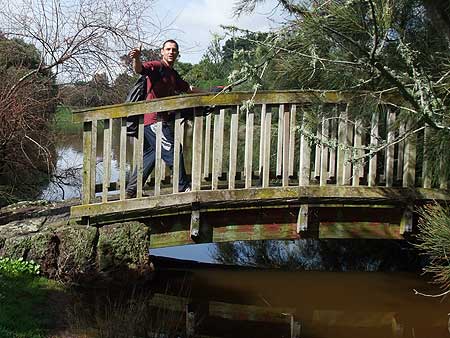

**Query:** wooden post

left=90, top=120, right=97, bottom=202
left=329, top=112, right=337, bottom=179
left=289, top=104, right=297, bottom=177
left=173, top=112, right=182, bottom=194
left=397, top=123, right=405, bottom=181
left=277, top=104, right=284, bottom=177
left=282, top=105, right=290, bottom=187
left=336, top=107, right=347, bottom=186
left=229, top=106, right=239, bottom=189
left=190, top=209, right=200, bottom=239
left=400, top=207, right=413, bottom=234
left=352, top=118, right=363, bottom=187
left=102, top=119, right=112, bottom=202
left=299, top=109, right=311, bottom=186
left=403, top=120, right=417, bottom=188
left=154, top=115, right=163, bottom=196
left=212, top=108, right=224, bottom=190
left=259, top=104, right=266, bottom=178
left=368, top=110, right=379, bottom=187
left=291, top=315, right=301, bottom=338
left=192, top=108, right=203, bottom=191
left=203, top=112, right=212, bottom=180
left=320, top=116, right=329, bottom=186
left=262, top=105, right=272, bottom=188
left=343, top=109, right=353, bottom=184
left=297, top=205, right=308, bottom=233
left=119, top=117, right=127, bottom=200
left=82, top=121, right=93, bottom=205
left=186, top=304, right=196, bottom=338
left=385, top=108, right=395, bottom=187
left=136, top=115, right=144, bottom=198
left=218, top=109, right=225, bottom=171
left=314, top=126, right=321, bottom=179
left=422, top=125, right=432, bottom=188
left=244, top=107, right=255, bottom=188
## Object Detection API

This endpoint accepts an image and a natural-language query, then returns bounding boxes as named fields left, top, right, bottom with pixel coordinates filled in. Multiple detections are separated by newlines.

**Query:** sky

left=151, top=0, right=286, bottom=64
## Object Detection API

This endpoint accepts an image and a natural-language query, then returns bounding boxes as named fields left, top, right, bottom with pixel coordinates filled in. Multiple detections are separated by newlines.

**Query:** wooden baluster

left=212, top=108, right=223, bottom=190
left=192, top=108, right=204, bottom=191
left=282, top=104, right=290, bottom=187
left=102, top=119, right=112, bottom=202
left=228, top=106, right=239, bottom=189
left=352, top=118, right=363, bottom=187
left=368, top=110, right=379, bottom=187
left=90, top=120, right=97, bottom=201
left=154, top=114, right=163, bottom=196
left=276, top=104, right=284, bottom=177
left=82, top=121, right=93, bottom=205
left=244, top=107, right=255, bottom=188
left=218, top=110, right=225, bottom=170
left=328, top=109, right=337, bottom=179
left=135, top=115, right=144, bottom=198
left=343, top=108, right=353, bottom=185
left=299, top=109, right=312, bottom=186
left=289, top=104, right=297, bottom=178
left=132, top=133, right=138, bottom=172
left=320, top=116, right=329, bottom=186
left=262, top=105, right=272, bottom=187
left=314, top=125, right=321, bottom=179
left=119, top=117, right=127, bottom=200
left=160, top=158, right=166, bottom=183
left=203, top=112, right=212, bottom=180
left=173, top=112, right=182, bottom=194
left=259, top=104, right=266, bottom=178
left=385, top=108, right=395, bottom=187
left=396, top=123, right=405, bottom=182
left=336, top=106, right=347, bottom=186
left=422, top=125, right=432, bottom=188
left=403, top=120, right=417, bottom=188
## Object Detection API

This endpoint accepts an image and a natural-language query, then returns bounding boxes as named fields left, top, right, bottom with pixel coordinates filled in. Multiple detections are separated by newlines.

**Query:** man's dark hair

left=162, top=39, right=179, bottom=50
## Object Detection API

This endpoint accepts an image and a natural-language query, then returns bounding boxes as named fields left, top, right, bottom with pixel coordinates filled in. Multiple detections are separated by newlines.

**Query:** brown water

left=151, top=268, right=450, bottom=338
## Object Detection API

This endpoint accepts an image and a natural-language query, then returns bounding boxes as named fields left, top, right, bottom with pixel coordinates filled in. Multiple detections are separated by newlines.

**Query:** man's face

left=161, top=42, right=179, bottom=66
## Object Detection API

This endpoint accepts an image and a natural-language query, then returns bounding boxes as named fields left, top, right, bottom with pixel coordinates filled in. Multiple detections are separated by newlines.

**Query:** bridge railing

left=72, top=90, right=447, bottom=214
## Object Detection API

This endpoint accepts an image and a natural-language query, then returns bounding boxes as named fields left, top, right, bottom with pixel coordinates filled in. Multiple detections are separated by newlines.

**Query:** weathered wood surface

left=72, top=90, right=404, bottom=122
left=72, top=90, right=450, bottom=248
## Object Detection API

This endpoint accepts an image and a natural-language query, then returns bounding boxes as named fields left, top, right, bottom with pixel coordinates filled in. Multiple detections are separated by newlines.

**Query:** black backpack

left=125, top=65, right=164, bottom=137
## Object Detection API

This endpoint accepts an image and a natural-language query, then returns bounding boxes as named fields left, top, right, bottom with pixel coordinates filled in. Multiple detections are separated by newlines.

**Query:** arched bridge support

left=70, top=186, right=450, bottom=248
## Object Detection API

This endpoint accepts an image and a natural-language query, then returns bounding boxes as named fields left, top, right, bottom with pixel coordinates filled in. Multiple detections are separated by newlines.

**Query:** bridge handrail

left=72, top=90, right=405, bottom=122
left=72, top=89, right=449, bottom=236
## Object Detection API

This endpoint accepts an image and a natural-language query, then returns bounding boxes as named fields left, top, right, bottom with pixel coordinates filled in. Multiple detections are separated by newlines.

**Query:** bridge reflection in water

left=70, top=91, right=450, bottom=247
left=143, top=266, right=449, bottom=338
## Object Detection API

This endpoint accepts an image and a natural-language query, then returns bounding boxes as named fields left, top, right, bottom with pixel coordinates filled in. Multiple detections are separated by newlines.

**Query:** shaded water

left=70, top=267, right=449, bottom=338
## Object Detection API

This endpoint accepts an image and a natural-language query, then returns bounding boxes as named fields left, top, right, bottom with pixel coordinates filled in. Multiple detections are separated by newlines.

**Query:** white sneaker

left=184, top=186, right=191, bottom=192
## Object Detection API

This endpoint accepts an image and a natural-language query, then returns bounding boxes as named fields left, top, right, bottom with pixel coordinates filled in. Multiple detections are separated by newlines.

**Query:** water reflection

left=165, top=268, right=449, bottom=338
left=40, top=132, right=124, bottom=201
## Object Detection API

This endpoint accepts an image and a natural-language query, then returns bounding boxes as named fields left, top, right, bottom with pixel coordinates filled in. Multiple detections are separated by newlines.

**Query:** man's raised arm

left=129, top=47, right=143, bottom=74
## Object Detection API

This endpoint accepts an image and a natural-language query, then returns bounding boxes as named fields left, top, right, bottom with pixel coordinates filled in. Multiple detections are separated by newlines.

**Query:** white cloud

left=153, top=0, right=285, bottom=64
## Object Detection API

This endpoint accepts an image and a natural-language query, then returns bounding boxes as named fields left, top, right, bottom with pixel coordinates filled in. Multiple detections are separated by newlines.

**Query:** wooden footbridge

left=70, top=90, right=450, bottom=248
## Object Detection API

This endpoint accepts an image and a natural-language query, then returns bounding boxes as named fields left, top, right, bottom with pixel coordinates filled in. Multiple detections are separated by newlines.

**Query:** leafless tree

left=0, top=0, right=167, bottom=86
left=0, top=0, right=167, bottom=204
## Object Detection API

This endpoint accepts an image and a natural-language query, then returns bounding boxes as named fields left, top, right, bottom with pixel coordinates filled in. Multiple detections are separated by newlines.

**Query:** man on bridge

left=126, top=40, right=204, bottom=198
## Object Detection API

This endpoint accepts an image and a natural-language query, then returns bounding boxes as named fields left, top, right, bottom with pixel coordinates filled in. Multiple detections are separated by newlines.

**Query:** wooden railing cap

left=72, top=89, right=404, bottom=123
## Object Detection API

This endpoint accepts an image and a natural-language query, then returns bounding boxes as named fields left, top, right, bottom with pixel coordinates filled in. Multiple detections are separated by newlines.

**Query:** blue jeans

left=126, top=122, right=190, bottom=195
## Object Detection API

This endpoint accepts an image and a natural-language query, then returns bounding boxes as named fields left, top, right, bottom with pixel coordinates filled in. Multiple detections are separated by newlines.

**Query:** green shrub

left=414, top=203, right=450, bottom=290
left=0, top=257, right=40, bottom=277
